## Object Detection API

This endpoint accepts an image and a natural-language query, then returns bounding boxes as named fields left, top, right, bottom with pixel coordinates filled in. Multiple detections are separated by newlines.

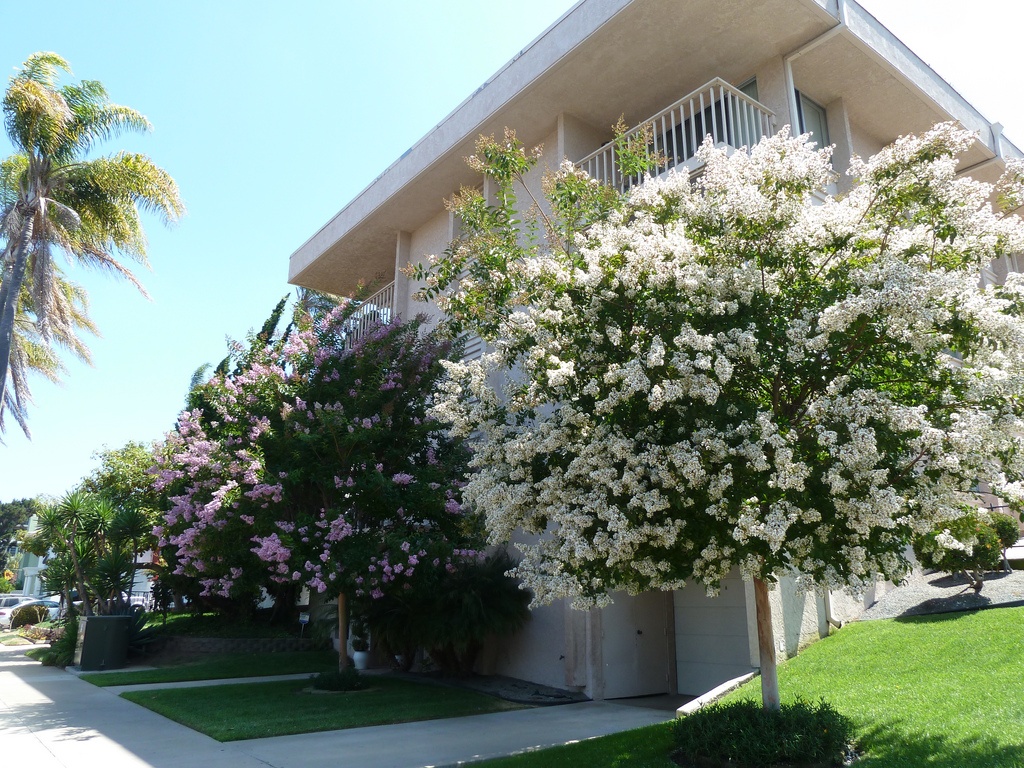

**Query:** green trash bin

left=74, top=615, right=132, bottom=671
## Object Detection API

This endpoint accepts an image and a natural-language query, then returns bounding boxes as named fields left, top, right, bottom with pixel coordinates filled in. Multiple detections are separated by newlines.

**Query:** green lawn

left=725, top=607, right=1024, bottom=767
left=81, top=650, right=338, bottom=687
left=476, top=606, right=1024, bottom=768
left=121, top=676, right=525, bottom=741
left=478, top=723, right=677, bottom=768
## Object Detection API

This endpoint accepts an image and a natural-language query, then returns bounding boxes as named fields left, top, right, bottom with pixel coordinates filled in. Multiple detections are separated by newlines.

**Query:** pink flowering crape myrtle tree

left=416, top=124, right=1024, bottom=708
left=154, top=299, right=479, bottom=667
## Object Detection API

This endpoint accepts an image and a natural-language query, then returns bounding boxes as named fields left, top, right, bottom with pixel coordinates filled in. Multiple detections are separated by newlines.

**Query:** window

left=796, top=91, right=829, bottom=148
left=739, top=78, right=758, bottom=102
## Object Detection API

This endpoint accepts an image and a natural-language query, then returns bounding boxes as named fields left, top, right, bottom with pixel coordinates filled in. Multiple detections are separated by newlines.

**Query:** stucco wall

left=758, top=571, right=897, bottom=662
left=849, top=122, right=886, bottom=165
left=753, top=55, right=795, bottom=132
left=405, top=208, right=455, bottom=327
left=767, top=574, right=827, bottom=658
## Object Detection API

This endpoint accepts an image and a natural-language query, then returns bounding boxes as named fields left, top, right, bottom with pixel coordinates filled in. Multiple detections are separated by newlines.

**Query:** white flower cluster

left=430, top=124, right=1024, bottom=607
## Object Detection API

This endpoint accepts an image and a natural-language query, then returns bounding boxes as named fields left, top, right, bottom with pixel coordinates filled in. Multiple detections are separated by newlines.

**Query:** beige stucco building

left=288, top=0, right=1022, bottom=700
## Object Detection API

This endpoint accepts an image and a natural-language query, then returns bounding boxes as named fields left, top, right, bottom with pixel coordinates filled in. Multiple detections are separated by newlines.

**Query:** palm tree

left=0, top=52, right=184, bottom=429
left=106, top=503, right=157, bottom=613
left=36, top=491, right=96, bottom=615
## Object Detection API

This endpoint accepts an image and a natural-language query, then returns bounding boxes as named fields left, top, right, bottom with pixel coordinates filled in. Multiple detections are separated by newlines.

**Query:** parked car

left=0, top=595, right=36, bottom=629
left=9, top=599, right=60, bottom=627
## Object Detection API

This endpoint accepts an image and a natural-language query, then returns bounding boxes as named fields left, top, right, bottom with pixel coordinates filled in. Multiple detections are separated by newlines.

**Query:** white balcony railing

left=343, top=280, right=396, bottom=349
left=577, top=78, right=775, bottom=192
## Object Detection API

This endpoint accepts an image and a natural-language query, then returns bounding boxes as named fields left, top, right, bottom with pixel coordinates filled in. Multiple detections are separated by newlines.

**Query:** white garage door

left=600, top=590, right=672, bottom=699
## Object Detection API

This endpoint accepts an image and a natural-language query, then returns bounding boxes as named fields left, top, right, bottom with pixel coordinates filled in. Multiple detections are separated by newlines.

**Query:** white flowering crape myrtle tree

left=412, top=123, right=1024, bottom=708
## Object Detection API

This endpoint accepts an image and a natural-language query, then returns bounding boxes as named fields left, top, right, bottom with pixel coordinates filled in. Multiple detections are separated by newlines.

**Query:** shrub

left=421, top=550, right=531, bottom=676
left=914, top=511, right=1003, bottom=584
left=155, top=611, right=294, bottom=639
left=127, top=608, right=164, bottom=657
left=364, top=550, right=531, bottom=676
left=11, top=603, right=49, bottom=629
left=310, top=666, right=368, bottom=692
left=19, top=623, right=64, bottom=644
left=30, top=613, right=79, bottom=667
left=990, top=514, right=1021, bottom=550
left=672, top=699, right=855, bottom=768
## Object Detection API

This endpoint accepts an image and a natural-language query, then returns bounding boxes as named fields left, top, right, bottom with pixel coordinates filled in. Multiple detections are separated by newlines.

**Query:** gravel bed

left=859, top=568, right=1024, bottom=620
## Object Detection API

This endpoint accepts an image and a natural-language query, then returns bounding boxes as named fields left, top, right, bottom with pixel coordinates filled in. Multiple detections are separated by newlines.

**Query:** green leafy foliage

left=990, top=513, right=1021, bottom=549
left=0, top=498, right=38, bottom=571
left=36, top=612, right=78, bottom=667
left=10, top=602, right=49, bottom=628
left=311, top=666, right=368, bottom=691
left=672, top=699, right=855, bottom=767
left=32, top=490, right=155, bottom=615
left=126, top=608, right=163, bottom=657
left=914, top=511, right=1005, bottom=582
left=611, top=115, right=667, bottom=182
left=364, top=550, right=531, bottom=676
left=155, top=298, right=480, bottom=627
left=81, top=441, right=161, bottom=514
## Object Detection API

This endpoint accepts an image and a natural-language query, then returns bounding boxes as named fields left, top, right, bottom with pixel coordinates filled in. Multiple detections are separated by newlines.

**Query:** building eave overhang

left=289, top=0, right=1022, bottom=297
left=837, top=0, right=1020, bottom=160
left=288, top=0, right=634, bottom=296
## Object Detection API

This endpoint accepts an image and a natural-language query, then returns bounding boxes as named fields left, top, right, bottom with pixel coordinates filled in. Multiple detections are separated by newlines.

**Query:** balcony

left=342, top=280, right=396, bottom=349
left=576, top=78, right=775, bottom=192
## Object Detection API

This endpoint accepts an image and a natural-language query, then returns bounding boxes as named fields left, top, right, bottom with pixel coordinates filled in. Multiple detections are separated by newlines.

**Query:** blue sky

left=2, top=0, right=1022, bottom=502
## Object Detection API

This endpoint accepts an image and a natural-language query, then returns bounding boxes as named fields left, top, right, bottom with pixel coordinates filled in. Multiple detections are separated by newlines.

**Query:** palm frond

left=63, top=80, right=152, bottom=152
left=189, top=363, right=212, bottom=391
left=1, top=269, right=98, bottom=437
left=3, top=76, right=73, bottom=158
left=17, top=52, right=72, bottom=89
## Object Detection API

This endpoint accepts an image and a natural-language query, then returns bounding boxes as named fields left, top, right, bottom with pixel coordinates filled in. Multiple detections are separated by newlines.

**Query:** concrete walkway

left=0, top=644, right=671, bottom=767
left=1006, top=537, right=1024, bottom=563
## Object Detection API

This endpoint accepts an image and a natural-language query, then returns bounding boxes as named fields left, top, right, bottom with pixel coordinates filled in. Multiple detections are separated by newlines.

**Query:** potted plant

left=350, top=619, right=371, bottom=670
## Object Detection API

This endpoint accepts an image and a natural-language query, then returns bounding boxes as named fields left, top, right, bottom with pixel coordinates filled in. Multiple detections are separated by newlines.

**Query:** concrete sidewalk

left=0, top=644, right=671, bottom=767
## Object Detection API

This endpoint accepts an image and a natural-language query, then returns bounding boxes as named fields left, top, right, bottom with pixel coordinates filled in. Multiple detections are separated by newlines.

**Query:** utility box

left=74, top=615, right=131, bottom=671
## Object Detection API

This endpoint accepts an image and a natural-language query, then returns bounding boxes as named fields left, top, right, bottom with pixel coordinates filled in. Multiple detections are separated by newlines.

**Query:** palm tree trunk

left=0, top=213, right=36, bottom=411
left=753, top=577, right=781, bottom=710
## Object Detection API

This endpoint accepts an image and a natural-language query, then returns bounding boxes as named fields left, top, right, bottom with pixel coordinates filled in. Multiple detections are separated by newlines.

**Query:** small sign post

left=298, top=611, right=310, bottom=639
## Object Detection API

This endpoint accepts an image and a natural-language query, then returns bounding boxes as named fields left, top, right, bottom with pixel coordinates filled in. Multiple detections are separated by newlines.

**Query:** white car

left=0, top=595, right=35, bottom=629
left=7, top=599, right=60, bottom=627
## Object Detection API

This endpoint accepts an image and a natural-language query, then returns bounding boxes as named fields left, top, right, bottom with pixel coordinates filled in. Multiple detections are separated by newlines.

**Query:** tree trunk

left=0, top=211, right=36, bottom=411
left=753, top=577, right=781, bottom=710
left=65, top=528, right=93, bottom=617
left=337, top=593, right=350, bottom=671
